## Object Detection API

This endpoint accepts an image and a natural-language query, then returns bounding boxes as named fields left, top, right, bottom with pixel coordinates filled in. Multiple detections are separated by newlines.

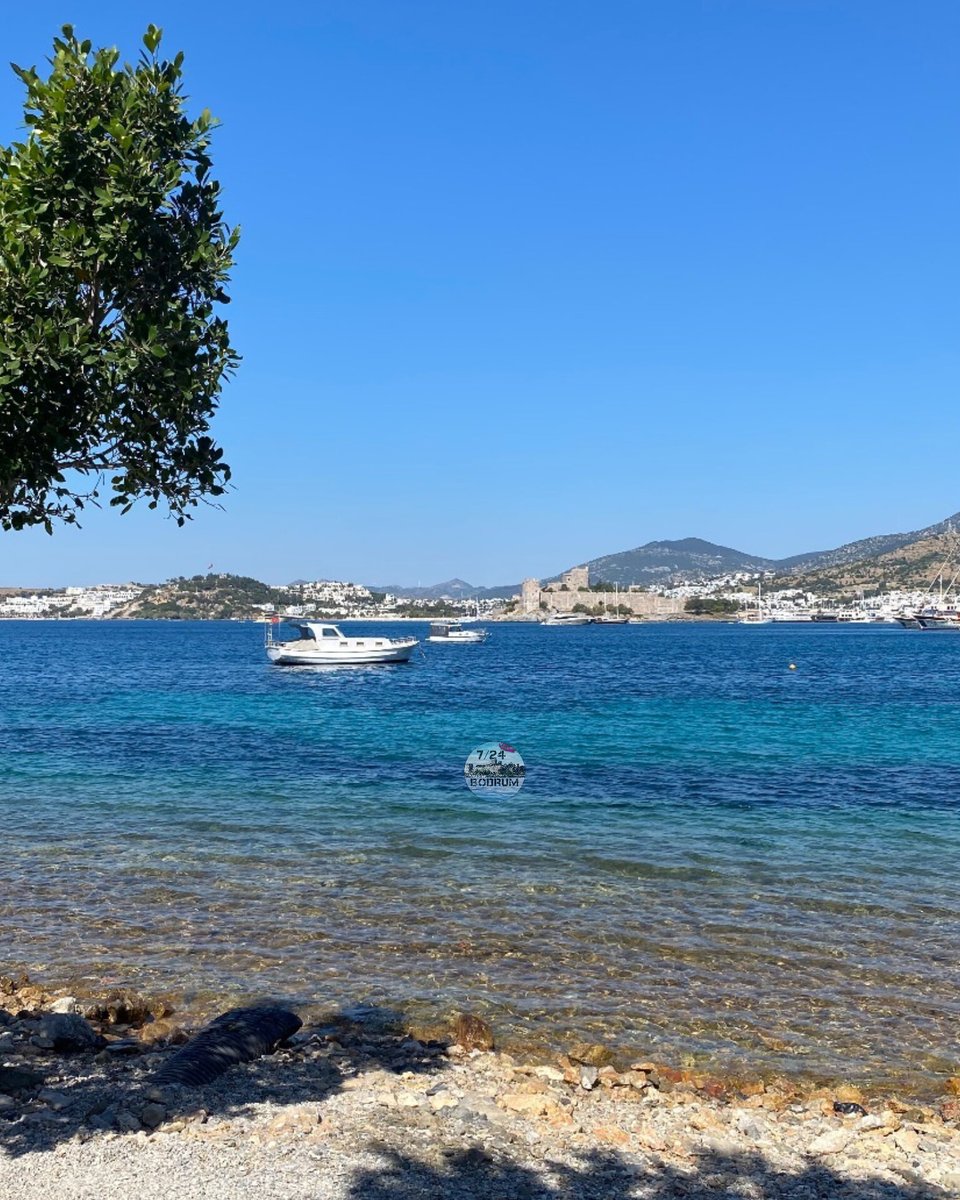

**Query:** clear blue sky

left=1, top=1, right=958, bottom=586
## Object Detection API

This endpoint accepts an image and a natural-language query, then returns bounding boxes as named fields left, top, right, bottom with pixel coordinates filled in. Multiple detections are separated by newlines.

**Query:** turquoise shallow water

left=2, top=619, right=959, bottom=1093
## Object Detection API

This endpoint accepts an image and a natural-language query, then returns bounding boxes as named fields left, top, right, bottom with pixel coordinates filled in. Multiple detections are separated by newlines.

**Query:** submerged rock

left=568, top=1042, right=615, bottom=1068
left=151, top=1006, right=302, bottom=1088
left=453, top=1012, right=494, bottom=1052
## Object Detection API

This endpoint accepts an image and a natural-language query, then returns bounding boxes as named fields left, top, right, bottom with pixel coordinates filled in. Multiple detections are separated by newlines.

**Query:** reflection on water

left=1, top=619, right=959, bottom=1094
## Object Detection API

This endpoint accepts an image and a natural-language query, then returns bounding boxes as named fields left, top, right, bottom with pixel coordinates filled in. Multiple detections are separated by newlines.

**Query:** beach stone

left=893, top=1128, right=921, bottom=1155
left=593, top=1124, right=631, bottom=1148
left=40, top=1012, right=99, bottom=1050
left=266, top=1106, right=319, bottom=1135
left=115, top=1108, right=143, bottom=1132
left=940, top=1098, right=960, bottom=1122
left=104, top=1038, right=141, bottom=1055
left=833, top=1101, right=867, bottom=1117
left=452, top=1012, right=494, bottom=1052
left=501, top=1092, right=551, bottom=1117
left=533, top=1065, right=565, bottom=1083
left=808, top=1128, right=854, bottom=1157
left=0, top=1095, right=15, bottom=1111
left=579, top=1066, right=599, bottom=1091
left=568, top=1041, right=614, bottom=1068
left=37, top=1088, right=71, bottom=1110
left=139, top=1103, right=167, bottom=1129
left=84, top=989, right=168, bottom=1028
left=428, top=1088, right=458, bottom=1112
left=49, top=995, right=78, bottom=1014
left=0, top=1066, right=44, bottom=1093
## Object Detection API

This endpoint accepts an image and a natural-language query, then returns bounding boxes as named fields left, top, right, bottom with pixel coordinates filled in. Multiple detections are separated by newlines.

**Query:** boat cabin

left=285, top=622, right=346, bottom=642
left=428, top=621, right=463, bottom=638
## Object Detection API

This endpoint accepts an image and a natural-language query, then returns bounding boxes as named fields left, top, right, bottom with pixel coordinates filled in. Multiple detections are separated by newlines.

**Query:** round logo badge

left=464, top=741, right=526, bottom=794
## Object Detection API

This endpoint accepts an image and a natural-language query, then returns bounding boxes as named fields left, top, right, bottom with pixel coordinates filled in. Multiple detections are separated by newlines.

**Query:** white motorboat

left=426, top=620, right=488, bottom=644
left=266, top=621, right=418, bottom=665
left=541, top=612, right=592, bottom=626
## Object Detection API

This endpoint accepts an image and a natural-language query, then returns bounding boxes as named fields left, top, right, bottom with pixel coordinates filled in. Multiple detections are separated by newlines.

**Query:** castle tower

left=520, top=578, right=541, bottom=614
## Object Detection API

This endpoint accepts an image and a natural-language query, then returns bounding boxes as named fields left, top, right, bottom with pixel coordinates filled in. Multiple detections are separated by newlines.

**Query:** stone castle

left=517, top=567, right=684, bottom=617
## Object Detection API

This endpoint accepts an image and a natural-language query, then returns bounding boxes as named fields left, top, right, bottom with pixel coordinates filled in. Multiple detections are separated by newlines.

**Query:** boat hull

left=267, top=640, right=418, bottom=665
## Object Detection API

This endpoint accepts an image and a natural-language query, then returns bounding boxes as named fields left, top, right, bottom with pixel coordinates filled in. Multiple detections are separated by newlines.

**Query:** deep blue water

left=2, top=619, right=959, bottom=1092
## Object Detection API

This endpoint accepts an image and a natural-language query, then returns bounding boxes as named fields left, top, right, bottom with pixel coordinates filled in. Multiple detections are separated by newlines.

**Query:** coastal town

left=0, top=567, right=949, bottom=623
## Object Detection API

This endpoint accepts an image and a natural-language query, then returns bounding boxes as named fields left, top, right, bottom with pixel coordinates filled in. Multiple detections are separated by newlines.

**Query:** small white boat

left=266, top=621, right=418, bottom=665
left=541, top=612, right=592, bottom=626
left=426, top=620, right=488, bottom=644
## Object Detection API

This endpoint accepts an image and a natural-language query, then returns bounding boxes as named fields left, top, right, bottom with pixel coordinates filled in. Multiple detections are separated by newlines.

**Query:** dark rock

left=151, top=1006, right=302, bottom=1088
left=140, top=1101, right=167, bottom=1129
left=0, top=1066, right=44, bottom=1094
left=452, top=1012, right=494, bottom=1052
left=104, top=1039, right=142, bottom=1055
left=833, top=1101, right=868, bottom=1117
left=39, top=1012, right=100, bottom=1050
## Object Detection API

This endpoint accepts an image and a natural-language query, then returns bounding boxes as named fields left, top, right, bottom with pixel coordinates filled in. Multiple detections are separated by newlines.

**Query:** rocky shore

left=1, top=976, right=958, bottom=1199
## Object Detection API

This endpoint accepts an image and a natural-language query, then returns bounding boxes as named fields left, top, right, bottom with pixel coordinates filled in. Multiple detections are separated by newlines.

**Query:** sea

left=2, top=619, right=959, bottom=1095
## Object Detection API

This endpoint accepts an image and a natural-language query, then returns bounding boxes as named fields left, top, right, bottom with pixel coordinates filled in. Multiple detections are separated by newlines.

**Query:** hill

left=773, top=532, right=959, bottom=597
left=366, top=578, right=517, bottom=600
left=773, top=511, right=960, bottom=574
left=567, top=514, right=960, bottom=588
left=111, top=574, right=299, bottom=619
left=575, top=537, right=774, bottom=586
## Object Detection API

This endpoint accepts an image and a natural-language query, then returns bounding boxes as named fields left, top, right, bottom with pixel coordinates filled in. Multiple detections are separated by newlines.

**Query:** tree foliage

left=0, top=24, right=238, bottom=532
left=684, top=597, right=741, bottom=615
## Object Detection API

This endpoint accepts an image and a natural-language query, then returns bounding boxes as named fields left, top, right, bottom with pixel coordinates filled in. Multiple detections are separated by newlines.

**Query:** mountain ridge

left=369, top=510, right=960, bottom=595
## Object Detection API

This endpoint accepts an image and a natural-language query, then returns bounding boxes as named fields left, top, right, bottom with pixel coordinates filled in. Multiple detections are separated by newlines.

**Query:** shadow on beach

left=348, top=1144, right=949, bottom=1200
left=0, top=1005, right=446, bottom=1159
left=1, top=1004, right=953, bottom=1198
